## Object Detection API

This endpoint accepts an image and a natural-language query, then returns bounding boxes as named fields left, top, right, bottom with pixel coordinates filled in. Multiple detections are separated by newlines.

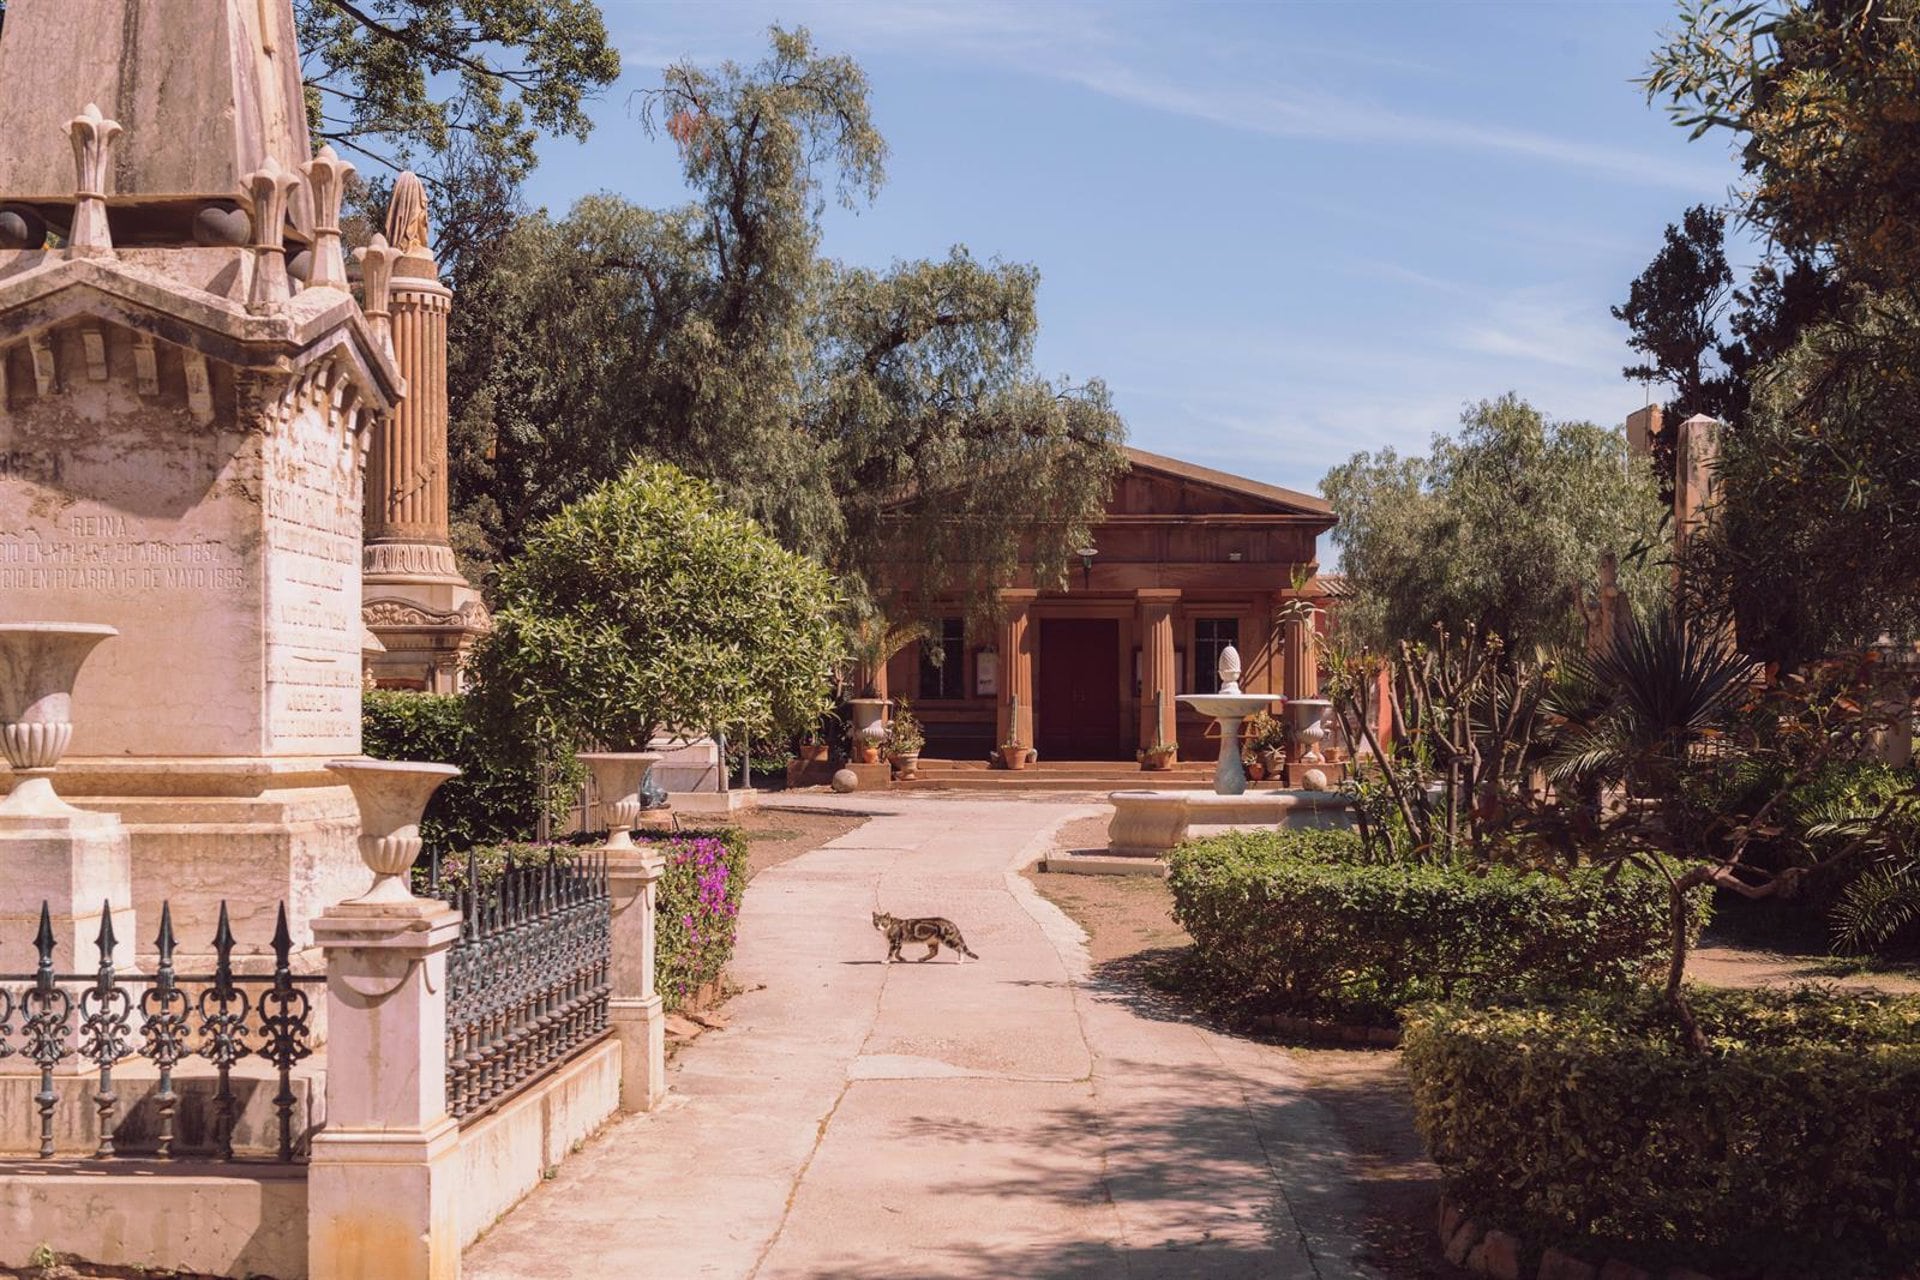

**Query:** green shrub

left=1403, top=988, right=1920, bottom=1277
left=413, top=827, right=749, bottom=1014
left=1167, top=829, right=1703, bottom=1023
left=362, top=690, right=577, bottom=850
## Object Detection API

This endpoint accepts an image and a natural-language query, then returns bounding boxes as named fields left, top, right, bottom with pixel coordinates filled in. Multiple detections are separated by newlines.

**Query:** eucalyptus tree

left=448, top=28, right=1128, bottom=612
left=1324, top=395, right=1666, bottom=656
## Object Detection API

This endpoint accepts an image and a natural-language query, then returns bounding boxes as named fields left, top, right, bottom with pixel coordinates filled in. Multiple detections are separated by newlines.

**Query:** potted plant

left=852, top=728, right=887, bottom=765
left=1243, top=709, right=1286, bottom=777
left=1138, top=739, right=1177, bottom=771
left=1244, top=750, right=1266, bottom=782
left=888, top=699, right=926, bottom=778
left=998, top=734, right=1031, bottom=771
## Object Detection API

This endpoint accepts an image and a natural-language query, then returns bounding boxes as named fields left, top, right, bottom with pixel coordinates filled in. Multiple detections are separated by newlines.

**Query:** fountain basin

left=1175, top=692, right=1282, bottom=796
left=1107, top=787, right=1353, bottom=858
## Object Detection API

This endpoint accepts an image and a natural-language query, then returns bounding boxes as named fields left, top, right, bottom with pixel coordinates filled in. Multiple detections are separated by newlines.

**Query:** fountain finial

left=1216, top=645, right=1242, bottom=696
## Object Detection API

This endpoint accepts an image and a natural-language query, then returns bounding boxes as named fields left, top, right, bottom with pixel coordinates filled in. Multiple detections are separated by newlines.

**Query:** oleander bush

left=1403, top=988, right=1920, bottom=1278
left=1167, top=829, right=1702, bottom=1024
left=413, top=826, right=749, bottom=1013
left=362, top=689, right=578, bottom=849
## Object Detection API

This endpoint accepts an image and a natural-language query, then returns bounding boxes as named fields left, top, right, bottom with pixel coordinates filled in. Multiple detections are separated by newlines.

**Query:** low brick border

left=1249, top=1012, right=1402, bottom=1047
left=1436, top=1195, right=1909, bottom=1280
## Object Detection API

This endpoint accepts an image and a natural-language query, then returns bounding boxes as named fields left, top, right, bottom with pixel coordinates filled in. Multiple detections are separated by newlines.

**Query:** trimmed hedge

left=411, top=827, right=749, bottom=1014
left=1167, top=829, right=1702, bottom=1023
left=1404, top=988, right=1920, bottom=1277
left=363, top=689, right=577, bottom=849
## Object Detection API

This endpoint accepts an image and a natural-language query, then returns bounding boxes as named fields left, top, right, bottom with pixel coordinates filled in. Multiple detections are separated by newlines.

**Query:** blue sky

left=522, top=0, right=1743, bottom=497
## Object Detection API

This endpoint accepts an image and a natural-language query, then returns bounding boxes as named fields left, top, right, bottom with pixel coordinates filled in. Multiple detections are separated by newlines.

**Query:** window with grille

left=1194, top=617, right=1240, bottom=693
left=919, top=618, right=966, bottom=699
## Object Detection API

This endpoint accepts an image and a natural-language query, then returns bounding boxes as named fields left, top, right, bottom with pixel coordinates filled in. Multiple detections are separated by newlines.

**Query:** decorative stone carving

left=244, top=156, right=300, bottom=311
left=300, top=144, right=355, bottom=291
left=362, top=541, right=461, bottom=580
left=362, top=596, right=490, bottom=630
left=325, top=760, right=461, bottom=903
left=384, top=171, right=431, bottom=255
left=0, top=623, right=116, bottom=815
left=67, top=104, right=122, bottom=256
left=354, top=233, right=402, bottom=355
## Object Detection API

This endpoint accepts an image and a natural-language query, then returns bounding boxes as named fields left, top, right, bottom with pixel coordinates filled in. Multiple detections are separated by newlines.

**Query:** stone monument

left=361, top=172, right=489, bottom=691
left=0, top=0, right=403, bottom=955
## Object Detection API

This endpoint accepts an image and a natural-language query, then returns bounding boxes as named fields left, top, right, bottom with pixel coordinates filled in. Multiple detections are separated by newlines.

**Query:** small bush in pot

left=888, top=700, right=926, bottom=776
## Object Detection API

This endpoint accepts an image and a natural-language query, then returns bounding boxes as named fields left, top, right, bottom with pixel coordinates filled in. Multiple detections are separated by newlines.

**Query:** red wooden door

left=1036, top=619, right=1123, bottom=759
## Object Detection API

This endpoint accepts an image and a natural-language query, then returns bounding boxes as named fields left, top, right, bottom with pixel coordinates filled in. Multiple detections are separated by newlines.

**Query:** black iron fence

left=432, top=853, right=612, bottom=1124
left=0, top=901, right=317, bottom=1162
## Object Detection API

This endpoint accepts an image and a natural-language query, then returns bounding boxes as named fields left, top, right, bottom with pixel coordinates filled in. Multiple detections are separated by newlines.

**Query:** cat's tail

left=957, top=942, right=980, bottom=959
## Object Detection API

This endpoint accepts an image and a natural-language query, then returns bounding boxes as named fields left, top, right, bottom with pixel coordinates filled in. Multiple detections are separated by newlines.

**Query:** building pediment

left=1115, top=447, right=1333, bottom=524
left=0, top=252, right=402, bottom=412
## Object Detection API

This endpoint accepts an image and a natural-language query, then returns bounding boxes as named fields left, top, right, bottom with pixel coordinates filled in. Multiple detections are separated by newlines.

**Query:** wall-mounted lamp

left=1077, top=546, right=1098, bottom=590
left=1227, top=550, right=1244, bottom=563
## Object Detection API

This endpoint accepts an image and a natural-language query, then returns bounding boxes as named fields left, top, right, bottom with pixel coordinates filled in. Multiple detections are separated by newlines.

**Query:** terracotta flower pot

left=1140, top=749, right=1175, bottom=773
left=999, top=745, right=1030, bottom=771
left=854, top=743, right=882, bottom=765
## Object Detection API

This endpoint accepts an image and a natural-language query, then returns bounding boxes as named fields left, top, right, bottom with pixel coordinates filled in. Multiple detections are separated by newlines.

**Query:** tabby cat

left=871, top=911, right=980, bottom=964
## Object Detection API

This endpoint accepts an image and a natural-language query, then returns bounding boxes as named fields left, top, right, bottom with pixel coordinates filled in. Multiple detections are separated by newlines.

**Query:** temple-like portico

left=880, top=448, right=1336, bottom=762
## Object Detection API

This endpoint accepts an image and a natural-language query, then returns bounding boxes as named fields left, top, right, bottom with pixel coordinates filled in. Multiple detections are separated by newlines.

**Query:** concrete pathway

left=466, top=794, right=1374, bottom=1280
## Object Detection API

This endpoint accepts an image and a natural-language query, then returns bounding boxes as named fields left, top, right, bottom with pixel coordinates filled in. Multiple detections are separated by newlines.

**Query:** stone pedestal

left=307, top=898, right=463, bottom=1280
left=607, top=850, right=667, bottom=1112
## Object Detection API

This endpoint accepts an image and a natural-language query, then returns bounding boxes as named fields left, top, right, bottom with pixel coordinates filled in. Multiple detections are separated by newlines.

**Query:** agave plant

left=1545, top=605, right=1758, bottom=795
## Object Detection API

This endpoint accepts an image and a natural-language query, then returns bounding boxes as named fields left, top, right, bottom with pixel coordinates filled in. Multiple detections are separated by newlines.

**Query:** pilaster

left=1136, top=588, right=1179, bottom=751
left=995, top=590, right=1039, bottom=750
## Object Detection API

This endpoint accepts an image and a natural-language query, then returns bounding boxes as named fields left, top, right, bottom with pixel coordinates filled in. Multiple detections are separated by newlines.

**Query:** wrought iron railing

left=0, top=900, right=317, bottom=1162
left=432, top=853, right=612, bottom=1123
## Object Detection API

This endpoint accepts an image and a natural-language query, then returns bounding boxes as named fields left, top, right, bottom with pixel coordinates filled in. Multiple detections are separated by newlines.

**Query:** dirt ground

left=732, top=806, right=868, bottom=880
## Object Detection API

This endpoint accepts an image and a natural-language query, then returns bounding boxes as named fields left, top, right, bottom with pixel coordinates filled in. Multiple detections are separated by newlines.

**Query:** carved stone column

left=1136, top=589, right=1179, bottom=752
left=362, top=172, right=489, bottom=689
left=995, top=590, right=1038, bottom=751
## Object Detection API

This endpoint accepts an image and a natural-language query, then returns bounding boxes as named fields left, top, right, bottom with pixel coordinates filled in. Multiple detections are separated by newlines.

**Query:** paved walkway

left=467, top=794, right=1374, bottom=1280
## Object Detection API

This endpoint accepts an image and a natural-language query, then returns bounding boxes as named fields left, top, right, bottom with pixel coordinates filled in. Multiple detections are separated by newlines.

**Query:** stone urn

left=577, top=752, right=663, bottom=852
left=1285, top=698, right=1334, bottom=765
left=848, top=697, right=889, bottom=741
left=0, top=623, right=117, bottom=816
left=326, top=759, right=461, bottom=902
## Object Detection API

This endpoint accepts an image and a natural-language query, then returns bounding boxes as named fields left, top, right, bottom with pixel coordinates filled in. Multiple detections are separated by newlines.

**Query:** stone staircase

left=895, top=758, right=1301, bottom=793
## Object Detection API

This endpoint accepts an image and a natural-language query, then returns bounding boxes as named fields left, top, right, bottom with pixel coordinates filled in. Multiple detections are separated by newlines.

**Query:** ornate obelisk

left=361, top=172, right=489, bottom=690
left=0, top=0, right=403, bottom=955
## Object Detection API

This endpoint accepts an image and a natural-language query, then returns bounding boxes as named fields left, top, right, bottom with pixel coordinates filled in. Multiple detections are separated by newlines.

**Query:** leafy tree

left=1647, top=0, right=1920, bottom=296
left=1643, top=2, right=1920, bottom=661
left=295, top=0, right=618, bottom=186
left=448, top=28, right=1127, bottom=614
left=466, top=460, right=843, bottom=754
left=1613, top=205, right=1844, bottom=498
left=1323, top=395, right=1665, bottom=655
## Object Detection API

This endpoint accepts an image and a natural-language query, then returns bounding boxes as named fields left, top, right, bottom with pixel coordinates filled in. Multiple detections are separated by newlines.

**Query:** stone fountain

left=1176, top=645, right=1279, bottom=796
left=1054, top=645, right=1351, bottom=876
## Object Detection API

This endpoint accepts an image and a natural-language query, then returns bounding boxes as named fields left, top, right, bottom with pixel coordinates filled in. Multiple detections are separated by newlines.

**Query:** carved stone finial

left=1217, top=644, right=1243, bottom=696
left=384, top=171, right=432, bottom=257
left=67, top=103, right=123, bottom=256
left=301, top=144, right=356, bottom=291
left=354, top=233, right=403, bottom=356
left=244, top=156, right=302, bottom=311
